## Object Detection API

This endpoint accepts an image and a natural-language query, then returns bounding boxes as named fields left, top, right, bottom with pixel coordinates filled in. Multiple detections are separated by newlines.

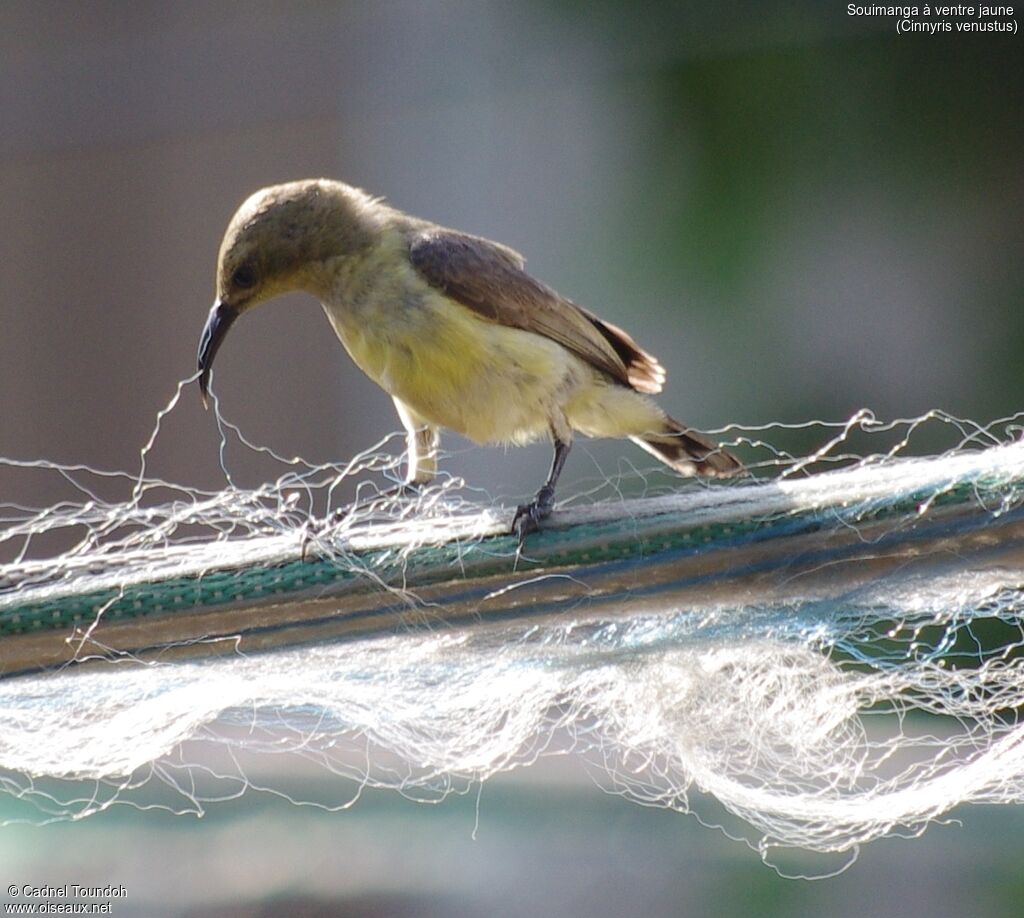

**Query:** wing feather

left=408, top=230, right=664, bottom=394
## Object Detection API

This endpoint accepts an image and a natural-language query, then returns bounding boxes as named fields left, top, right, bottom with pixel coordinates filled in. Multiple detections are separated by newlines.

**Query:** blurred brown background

left=1, top=2, right=1022, bottom=916
left=3, top=1, right=1021, bottom=505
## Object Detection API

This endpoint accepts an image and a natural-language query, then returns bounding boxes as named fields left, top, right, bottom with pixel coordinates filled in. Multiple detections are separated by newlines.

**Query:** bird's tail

left=631, top=415, right=742, bottom=478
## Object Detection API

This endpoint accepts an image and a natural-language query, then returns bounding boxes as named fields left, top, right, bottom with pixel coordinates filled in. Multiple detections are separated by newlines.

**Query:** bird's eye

left=232, top=263, right=257, bottom=290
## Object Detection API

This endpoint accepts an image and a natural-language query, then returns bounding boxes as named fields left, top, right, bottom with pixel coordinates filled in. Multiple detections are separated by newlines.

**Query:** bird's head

left=197, top=179, right=381, bottom=406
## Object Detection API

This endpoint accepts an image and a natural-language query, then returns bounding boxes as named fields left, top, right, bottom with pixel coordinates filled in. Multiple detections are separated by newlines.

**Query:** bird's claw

left=300, top=482, right=422, bottom=561
left=511, top=487, right=555, bottom=553
left=301, top=512, right=343, bottom=562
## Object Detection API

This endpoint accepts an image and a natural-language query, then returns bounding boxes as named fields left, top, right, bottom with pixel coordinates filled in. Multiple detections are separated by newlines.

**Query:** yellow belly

left=323, top=290, right=574, bottom=445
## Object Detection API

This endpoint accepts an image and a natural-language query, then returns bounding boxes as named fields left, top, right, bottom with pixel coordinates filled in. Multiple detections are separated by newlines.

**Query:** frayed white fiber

left=0, top=403, right=1023, bottom=867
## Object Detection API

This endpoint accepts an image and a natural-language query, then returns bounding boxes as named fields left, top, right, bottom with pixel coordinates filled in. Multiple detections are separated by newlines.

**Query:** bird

left=196, top=179, right=741, bottom=544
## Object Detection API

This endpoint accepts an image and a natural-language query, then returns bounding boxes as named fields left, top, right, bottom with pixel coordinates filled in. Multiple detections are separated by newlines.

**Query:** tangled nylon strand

left=0, top=394, right=1022, bottom=867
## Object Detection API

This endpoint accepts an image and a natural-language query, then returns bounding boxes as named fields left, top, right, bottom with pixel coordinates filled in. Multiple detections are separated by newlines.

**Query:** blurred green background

left=1, top=1, right=1022, bottom=915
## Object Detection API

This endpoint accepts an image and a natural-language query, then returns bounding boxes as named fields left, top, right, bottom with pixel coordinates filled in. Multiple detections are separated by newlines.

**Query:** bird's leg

left=302, top=418, right=438, bottom=560
left=332, top=417, right=438, bottom=522
left=406, top=422, right=440, bottom=488
left=300, top=480, right=422, bottom=560
left=324, top=419, right=438, bottom=525
left=355, top=480, right=423, bottom=506
left=394, top=398, right=440, bottom=486
left=512, top=434, right=571, bottom=546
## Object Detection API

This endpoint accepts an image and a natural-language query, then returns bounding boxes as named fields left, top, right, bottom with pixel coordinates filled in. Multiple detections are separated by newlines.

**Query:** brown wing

left=408, top=229, right=665, bottom=394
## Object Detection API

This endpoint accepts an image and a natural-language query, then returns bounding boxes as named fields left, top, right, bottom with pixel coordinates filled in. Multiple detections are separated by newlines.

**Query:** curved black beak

left=197, top=300, right=239, bottom=408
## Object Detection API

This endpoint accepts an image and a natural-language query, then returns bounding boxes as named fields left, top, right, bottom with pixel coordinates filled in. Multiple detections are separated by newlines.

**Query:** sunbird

left=197, top=179, right=741, bottom=541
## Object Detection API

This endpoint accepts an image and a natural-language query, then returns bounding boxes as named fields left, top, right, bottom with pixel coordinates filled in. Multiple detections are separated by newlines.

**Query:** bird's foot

left=511, top=486, right=555, bottom=553
left=355, top=481, right=422, bottom=511
left=301, top=482, right=421, bottom=560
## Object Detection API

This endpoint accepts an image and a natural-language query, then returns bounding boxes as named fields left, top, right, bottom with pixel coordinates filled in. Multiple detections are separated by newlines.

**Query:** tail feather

left=631, top=416, right=742, bottom=478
